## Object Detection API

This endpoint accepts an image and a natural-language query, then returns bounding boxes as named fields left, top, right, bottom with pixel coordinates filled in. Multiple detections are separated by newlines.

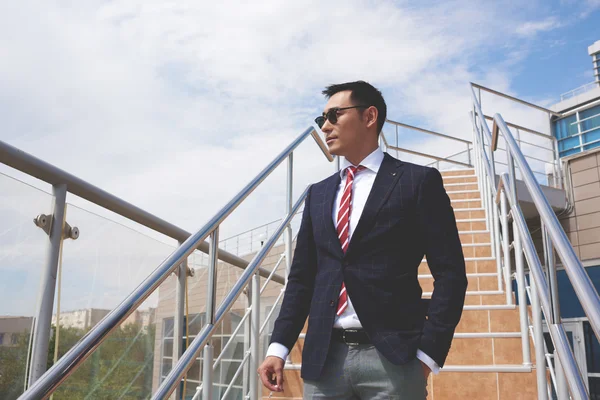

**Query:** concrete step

left=447, top=190, right=481, bottom=200
left=452, top=199, right=482, bottom=209
left=456, top=218, right=487, bottom=231
left=441, top=169, right=475, bottom=177
left=443, top=175, right=478, bottom=184
left=454, top=208, right=486, bottom=220
left=459, top=231, right=491, bottom=244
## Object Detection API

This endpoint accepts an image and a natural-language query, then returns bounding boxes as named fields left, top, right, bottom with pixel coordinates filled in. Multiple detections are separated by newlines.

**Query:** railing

left=219, top=214, right=302, bottom=257
left=12, top=125, right=333, bottom=399
left=381, top=118, right=473, bottom=169
left=560, top=81, right=600, bottom=102
left=471, top=83, right=600, bottom=399
left=189, top=230, right=300, bottom=400
left=470, top=82, right=563, bottom=190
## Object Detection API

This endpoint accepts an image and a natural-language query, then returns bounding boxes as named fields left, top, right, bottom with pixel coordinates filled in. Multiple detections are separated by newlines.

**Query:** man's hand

left=258, top=356, right=285, bottom=392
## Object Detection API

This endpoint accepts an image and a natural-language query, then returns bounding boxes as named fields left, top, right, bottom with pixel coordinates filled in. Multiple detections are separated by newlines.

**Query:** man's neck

left=344, top=143, right=380, bottom=166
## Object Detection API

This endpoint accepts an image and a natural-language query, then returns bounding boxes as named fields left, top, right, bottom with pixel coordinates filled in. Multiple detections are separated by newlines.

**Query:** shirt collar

left=339, top=147, right=385, bottom=178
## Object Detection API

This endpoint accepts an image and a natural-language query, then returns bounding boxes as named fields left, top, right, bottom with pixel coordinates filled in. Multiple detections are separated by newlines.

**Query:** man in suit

left=258, top=81, right=468, bottom=399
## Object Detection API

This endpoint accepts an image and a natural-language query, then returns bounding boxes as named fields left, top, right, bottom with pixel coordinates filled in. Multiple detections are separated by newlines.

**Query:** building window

left=11, top=333, right=19, bottom=345
left=0, top=333, right=4, bottom=345
left=159, top=313, right=206, bottom=398
left=555, top=103, right=600, bottom=157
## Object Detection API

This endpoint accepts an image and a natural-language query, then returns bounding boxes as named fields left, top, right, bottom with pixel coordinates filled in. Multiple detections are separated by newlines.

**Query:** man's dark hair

left=322, top=80, right=387, bottom=134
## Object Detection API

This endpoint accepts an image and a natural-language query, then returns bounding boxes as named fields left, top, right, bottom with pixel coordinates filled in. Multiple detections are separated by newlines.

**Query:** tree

left=0, top=331, right=30, bottom=400
left=0, top=323, right=156, bottom=400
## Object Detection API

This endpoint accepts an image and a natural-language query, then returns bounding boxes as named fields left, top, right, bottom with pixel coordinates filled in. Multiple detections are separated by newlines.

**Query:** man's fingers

left=258, top=367, right=279, bottom=392
left=275, top=367, right=284, bottom=392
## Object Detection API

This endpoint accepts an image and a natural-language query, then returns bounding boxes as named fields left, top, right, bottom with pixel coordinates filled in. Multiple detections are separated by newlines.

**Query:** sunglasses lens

left=327, top=109, right=338, bottom=125
left=315, top=116, right=325, bottom=128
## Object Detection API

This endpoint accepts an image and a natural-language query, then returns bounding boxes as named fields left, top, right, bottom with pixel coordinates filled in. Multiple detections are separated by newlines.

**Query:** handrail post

left=541, top=222, right=569, bottom=399
left=541, top=222, right=560, bottom=325
left=28, top=183, right=67, bottom=386
left=203, top=228, right=220, bottom=400
left=249, top=272, right=260, bottom=400
left=512, top=222, right=531, bottom=366
left=482, top=164, right=490, bottom=231
left=285, top=153, right=294, bottom=281
left=500, top=190, right=514, bottom=305
left=548, top=117, right=563, bottom=189
left=507, top=153, right=518, bottom=205
left=173, top=244, right=187, bottom=400
left=492, top=188, right=501, bottom=279
left=242, top=289, right=251, bottom=399
left=554, top=355, right=570, bottom=400
left=530, top=275, right=549, bottom=400
left=467, top=142, right=472, bottom=166
left=552, top=138, right=563, bottom=189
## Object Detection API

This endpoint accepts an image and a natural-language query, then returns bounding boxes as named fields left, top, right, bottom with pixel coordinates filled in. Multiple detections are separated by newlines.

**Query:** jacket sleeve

left=417, top=168, right=468, bottom=367
left=269, top=185, right=317, bottom=350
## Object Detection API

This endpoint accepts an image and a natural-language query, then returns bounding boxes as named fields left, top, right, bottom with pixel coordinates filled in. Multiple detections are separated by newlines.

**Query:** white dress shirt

left=266, top=147, right=440, bottom=375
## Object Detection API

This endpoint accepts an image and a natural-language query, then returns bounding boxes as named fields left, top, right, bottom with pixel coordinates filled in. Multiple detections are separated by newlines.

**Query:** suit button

left=330, top=300, right=335, bottom=307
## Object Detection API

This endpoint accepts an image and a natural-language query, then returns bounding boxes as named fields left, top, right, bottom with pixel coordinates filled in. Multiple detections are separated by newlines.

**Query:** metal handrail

left=0, top=139, right=282, bottom=284
left=191, top=232, right=299, bottom=400
left=380, top=131, right=472, bottom=167
left=560, top=81, right=599, bottom=101
left=493, top=115, right=600, bottom=339
left=497, top=174, right=589, bottom=398
left=471, top=82, right=561, bottom=117
left=17, top=126, right=333, bottom=399
left=385, top=118, right=472, bottom=144
left=153, top=187, right=307, bottom=399
left=483, top=115, right=553, bottom=140
left=471, top=82, right=600, bottom=398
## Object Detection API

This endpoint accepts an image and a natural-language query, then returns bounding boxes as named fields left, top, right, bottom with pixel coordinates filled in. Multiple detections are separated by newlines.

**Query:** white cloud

left=515, top=17, right=562, bottom=37
left=580, top=0, right=600, bottom=17
left=0, top=0, right=575, bottom=313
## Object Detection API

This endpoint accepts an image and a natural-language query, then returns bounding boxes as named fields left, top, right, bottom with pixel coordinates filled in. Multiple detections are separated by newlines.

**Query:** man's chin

left=327, top=145, right=343, bottom=157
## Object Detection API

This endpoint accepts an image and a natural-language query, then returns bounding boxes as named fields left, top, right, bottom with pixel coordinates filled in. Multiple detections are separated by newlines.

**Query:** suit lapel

left=346, top=153, right=404, bottom=256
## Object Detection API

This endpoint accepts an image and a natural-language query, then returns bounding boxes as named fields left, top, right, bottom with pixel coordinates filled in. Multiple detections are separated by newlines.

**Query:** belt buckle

left=343, top=329, right=359, bottom=345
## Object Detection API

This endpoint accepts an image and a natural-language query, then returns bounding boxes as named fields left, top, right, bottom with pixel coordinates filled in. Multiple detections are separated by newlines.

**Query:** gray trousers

left=303, top=341, right=427, bottom=400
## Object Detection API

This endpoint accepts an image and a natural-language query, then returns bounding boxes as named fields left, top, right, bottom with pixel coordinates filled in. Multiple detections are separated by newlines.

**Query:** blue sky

left=0, top=0, right=599, bottom=315
left=501, top=1, right=600, bottom=100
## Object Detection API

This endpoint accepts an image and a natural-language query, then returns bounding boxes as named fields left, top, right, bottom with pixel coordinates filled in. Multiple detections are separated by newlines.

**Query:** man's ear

left=366, top=106, right=378, bottom=129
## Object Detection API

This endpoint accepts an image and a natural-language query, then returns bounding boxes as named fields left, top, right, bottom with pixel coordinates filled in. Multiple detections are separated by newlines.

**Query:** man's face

left=320, top=90, right=369, bottom=157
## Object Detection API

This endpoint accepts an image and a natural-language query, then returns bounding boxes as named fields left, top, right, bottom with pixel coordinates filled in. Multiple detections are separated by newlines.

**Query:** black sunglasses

left=315, top=105, right=370, bottom=128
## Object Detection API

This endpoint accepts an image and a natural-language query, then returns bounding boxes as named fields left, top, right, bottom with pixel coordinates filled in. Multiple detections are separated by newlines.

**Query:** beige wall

left=560, top=148, right=600, bottom=262
left=0, top=316, right=33, bottom=347
left=51, top=308, right=110, bottom=330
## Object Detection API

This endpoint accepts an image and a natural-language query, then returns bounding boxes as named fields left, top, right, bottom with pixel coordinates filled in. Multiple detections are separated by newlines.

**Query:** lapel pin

left=391, top=172, right=397, bottom=176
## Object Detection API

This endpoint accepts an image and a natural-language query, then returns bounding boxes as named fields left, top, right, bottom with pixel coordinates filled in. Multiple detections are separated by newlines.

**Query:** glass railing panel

left=0, top=172, right=54, bottom=400
left=51, top=203, right=179, bottom=400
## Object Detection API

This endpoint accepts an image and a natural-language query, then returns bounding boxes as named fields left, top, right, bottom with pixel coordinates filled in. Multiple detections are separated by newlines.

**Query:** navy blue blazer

left=270, top=153, right=468, bottom=381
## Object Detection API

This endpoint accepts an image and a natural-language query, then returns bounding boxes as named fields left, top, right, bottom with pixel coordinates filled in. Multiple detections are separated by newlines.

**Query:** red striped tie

left=336, top=165, right=364, bottom=316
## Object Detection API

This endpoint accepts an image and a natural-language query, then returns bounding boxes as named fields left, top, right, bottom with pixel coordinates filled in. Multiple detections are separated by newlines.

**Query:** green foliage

left=0, top=323, right=156, bottom=400
left=0, top=331, right=30, bottom=400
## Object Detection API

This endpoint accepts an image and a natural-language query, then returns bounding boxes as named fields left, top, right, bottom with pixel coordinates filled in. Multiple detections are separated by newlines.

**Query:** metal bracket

left=33, top=214, right=79, bottom=240
left=173, top=265, right=195, bottom=278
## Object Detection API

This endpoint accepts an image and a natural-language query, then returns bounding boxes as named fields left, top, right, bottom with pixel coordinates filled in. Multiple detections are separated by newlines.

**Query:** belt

left=331, top=329, right=371, bottom=345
